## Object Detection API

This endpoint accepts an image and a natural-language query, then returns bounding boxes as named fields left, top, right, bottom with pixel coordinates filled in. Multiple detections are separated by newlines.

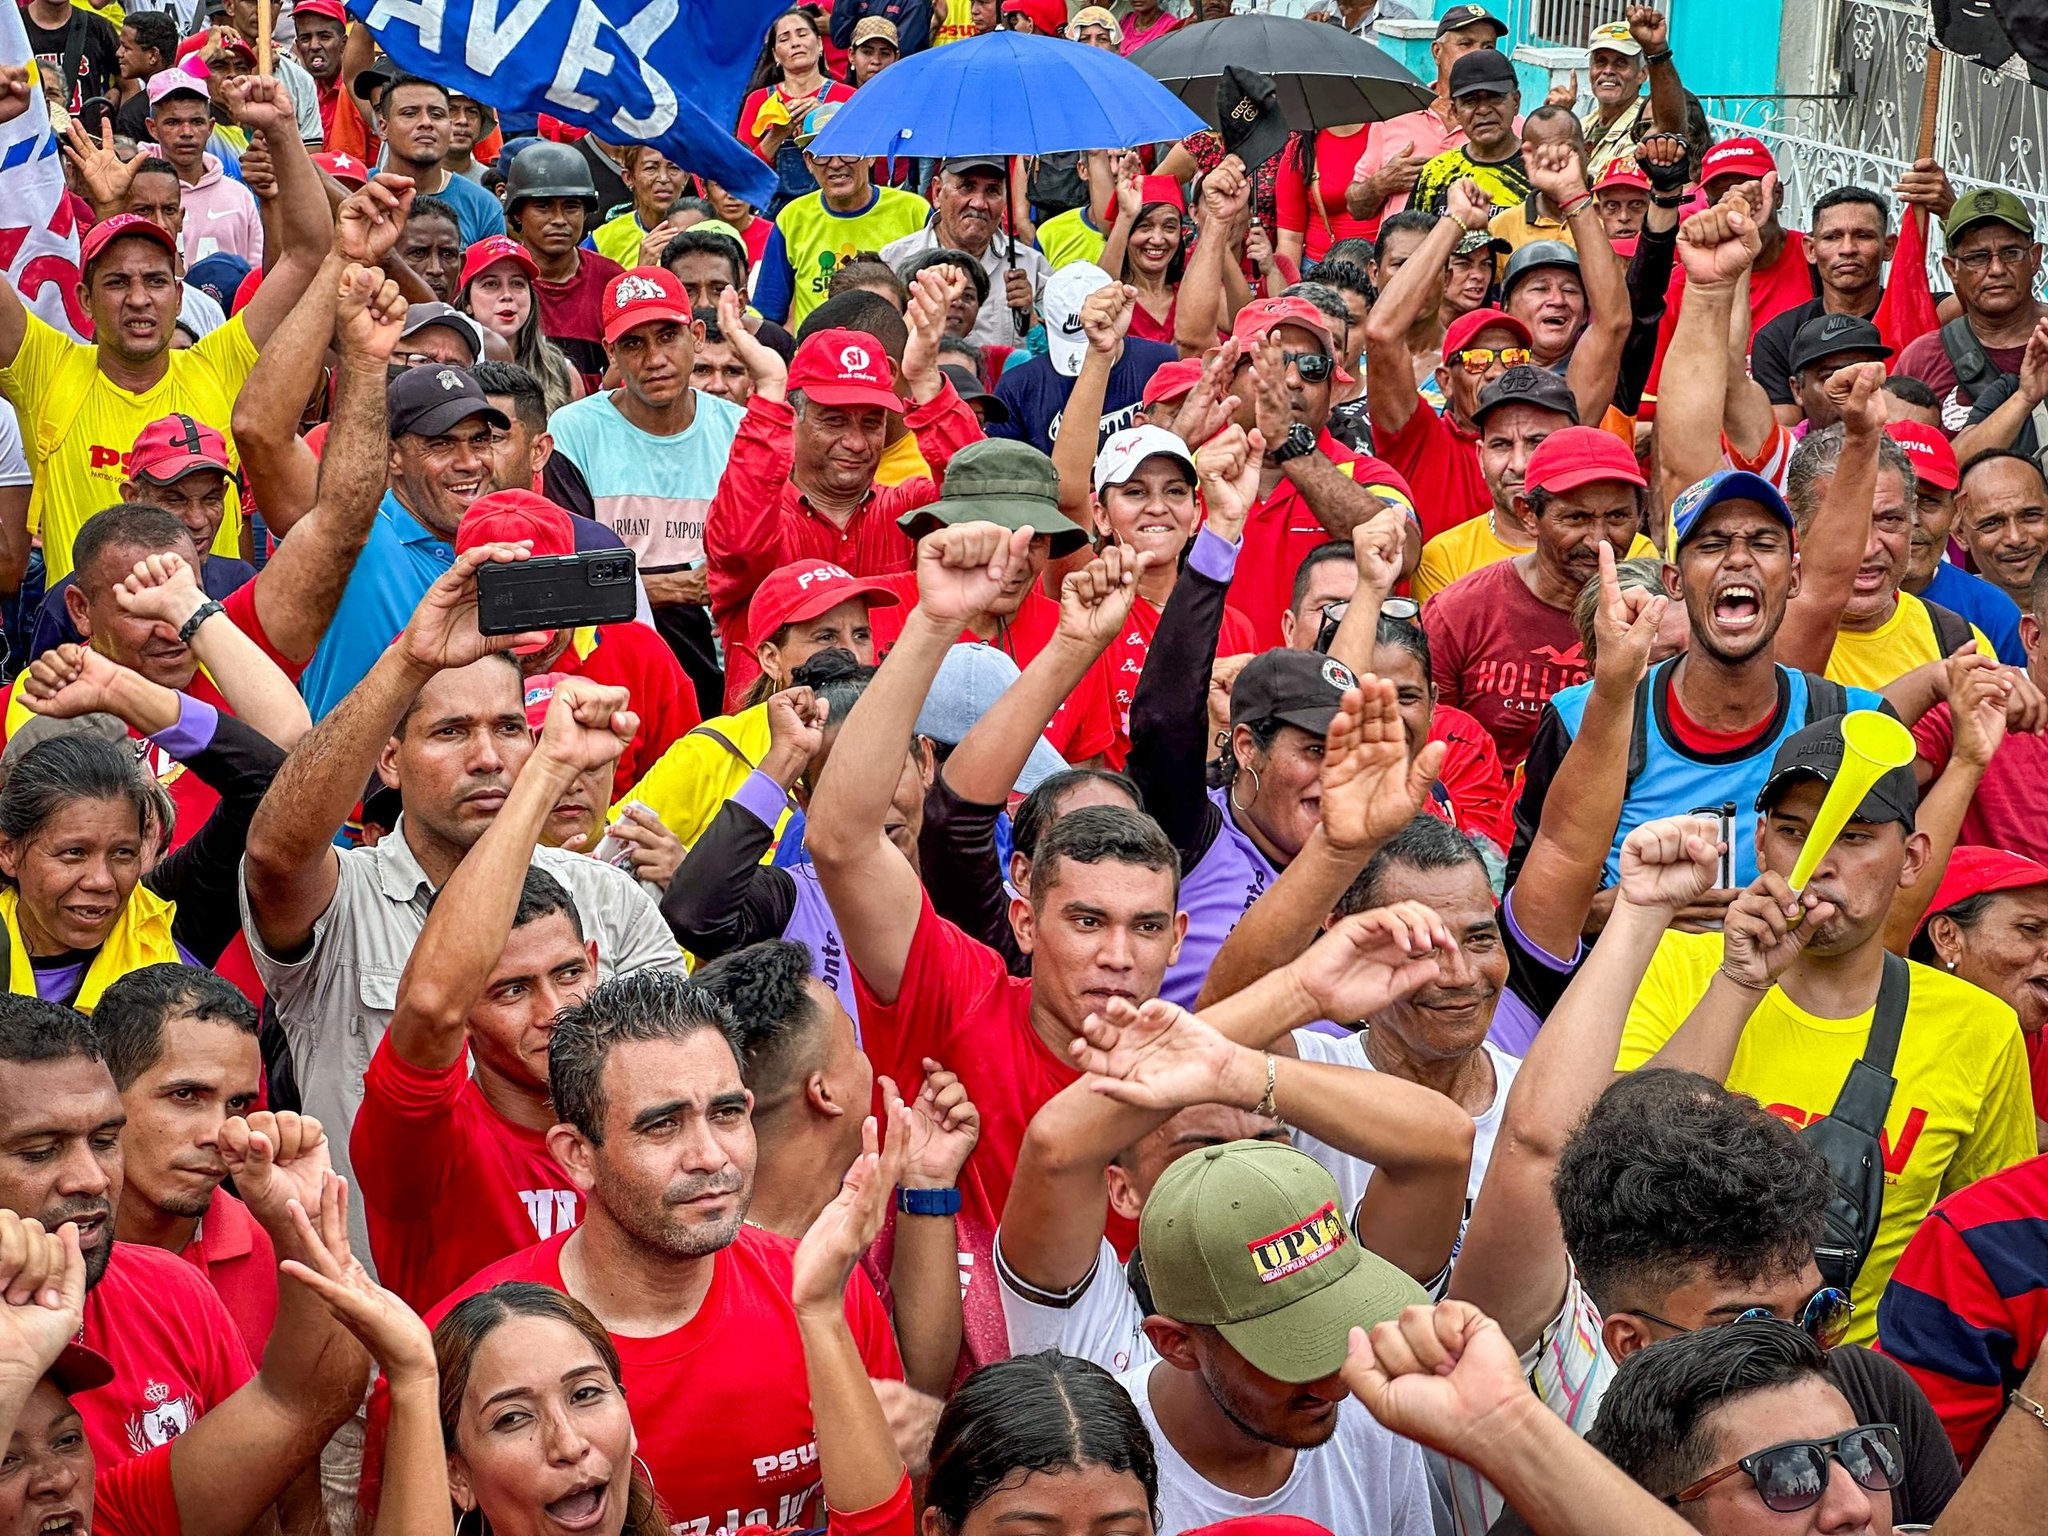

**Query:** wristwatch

left=177, top=599, right=225, bottom=646
left=1271, top=422, right=1318, bottom=464
left=897, top=1186, right=962, bottom=1217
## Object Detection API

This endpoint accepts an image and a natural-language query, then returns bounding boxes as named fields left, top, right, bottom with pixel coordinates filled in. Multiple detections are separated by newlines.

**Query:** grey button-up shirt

left=881, top=224, right=1053, bottom=350
left=238, top=819, right=685, bottom=1269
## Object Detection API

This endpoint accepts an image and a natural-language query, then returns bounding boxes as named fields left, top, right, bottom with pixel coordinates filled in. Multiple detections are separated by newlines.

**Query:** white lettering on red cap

left=838, top=343, right=873, bottom=375
left=794, top=564, right=851, bottom=590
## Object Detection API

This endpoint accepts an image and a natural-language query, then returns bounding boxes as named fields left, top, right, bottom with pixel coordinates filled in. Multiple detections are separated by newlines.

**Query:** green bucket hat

left=897, top=438, right=1091, bottom=557
left=1139, top=1140, right=1428, bottom=1384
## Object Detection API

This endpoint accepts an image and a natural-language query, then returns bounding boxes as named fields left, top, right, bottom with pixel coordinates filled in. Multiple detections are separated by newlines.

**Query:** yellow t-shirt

left=593, top=211, right=656, bottom=269
left=874, top=428, right=932, bottom=489
left=0, top=311, right=255, bottom=582
left=1619, top=930, right=2035, bottom=1342
left=618, top=703, right=791, bottom=862
left=1825, top=590, right=1990, bottom=693
left=1486, top=200, right=1575, bottom=279
left=1413, top=518, right=1655, bottom=606
left=1036, top=207, right=1108, bottom=274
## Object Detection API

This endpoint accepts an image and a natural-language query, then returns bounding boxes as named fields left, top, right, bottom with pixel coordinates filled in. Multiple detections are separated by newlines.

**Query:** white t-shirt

left=1289, top=1027, right=1523, bottom=1214
left=178, top=282, right=227, bottom=340
left=1117, top=1359, right=1440, bottom=1536
left=0, top=400, right=31, bottom=489
left=997, top=1233, right=1151, bottom=1376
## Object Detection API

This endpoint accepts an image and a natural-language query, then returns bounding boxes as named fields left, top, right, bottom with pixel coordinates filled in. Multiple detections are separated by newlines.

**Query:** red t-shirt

left=1229, top=433, right=1417, bottom=650
left=178, top=1187, right=277, bottom=1365
left=867, top=577, right=1118, bottom=763
left=556, top=623, right=702, bottom=795
left=1895, top=330, right=2029, bottom=418
left=1379, top=393, right=1489, bottom=545
left=1420, top=556, right=1587, bottom=770
left=1647, top=229, right=1814, bottom=405
left=421, top=1226, right=903, bottom=1536
left=1911, top=703, right=2048, bottom=865
left=93, top=1443, right=181, bottom=1536
left=1274, top=127, right=1377, bottom=265
left=351, top=1038, right=584, bottom=1313
left=1104, top=591, right=1257, bottom=769
left=536, top=250, right=626, bottom=385
left=1426, top=702, right=1514, bottom=852
left=79, top=1241, right=255, bottom=1468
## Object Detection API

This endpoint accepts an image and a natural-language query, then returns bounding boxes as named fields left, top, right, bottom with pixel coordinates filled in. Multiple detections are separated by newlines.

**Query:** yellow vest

left=0, top=883, right=181, bottom=1012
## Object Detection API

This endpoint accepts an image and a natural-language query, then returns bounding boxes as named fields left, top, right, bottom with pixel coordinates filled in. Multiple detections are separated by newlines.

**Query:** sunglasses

left=1453, top=345, right=1533, bottom=373
left=1283, top=350, right=1334, bottom=383
left=1627, top=1286, right=1854, bottom=1349
left=1672, top=1424, right=1902, bottom=1514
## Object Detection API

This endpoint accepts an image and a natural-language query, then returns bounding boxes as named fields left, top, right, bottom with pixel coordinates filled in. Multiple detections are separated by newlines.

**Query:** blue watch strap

left=896, top=1185, right=962, bottom=1217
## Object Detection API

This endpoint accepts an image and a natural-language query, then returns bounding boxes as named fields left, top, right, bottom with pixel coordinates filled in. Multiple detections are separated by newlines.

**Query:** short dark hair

left=1372, top=612, right=1430, bottom=675
left=1376, top=210, right=1439, bottom=253
left=93, top=964, right=256, bottom=1092
left=0, top=993, right=102, bottom=1071
left=897, top=246, right=991, bottom=308
left=472, top=360, right=547, bottom=434
left=1586, top=1320, right=1830, bottom=1498
left=1290, top=541, right=1358, bottom=612
left=407, top=193, right=460, bottom=231
left=661, top=229, right=748, bottom=290
left=1028, top=804, right=1180, bottom=905
left=1812, top=185, right=1891, bottom=233
left=1882, top=374, right=1937, bottom=409
left=1339, top=813, right=1484, bottom=916
left=2029, top=554, right=2048, bottom=619
left=1014, top=769, right=1143, bottom=863
left=73, top=503, right=188, bottom=589
left=689, top=940, right=825, bottom=1114
left=1553, top=1069, right=1829, bottom=1314
left=131, top=156, right=179, bottom=186
left=380, top=73, right=449, bottom=112
left=693, top=304, right=728, bottom=345
left=797, top=289, right=909, bottom=362
left=1313, top=259, right=1377, bottom=309
left=511, top=867, right=583, bottom=940
left=391, top=651, right=521, bottom=740
left=828, top=258, right=909, bottom=307
left=547, top=972, right=738, bottom=1141
left=124, top=11, right=179, bottom=58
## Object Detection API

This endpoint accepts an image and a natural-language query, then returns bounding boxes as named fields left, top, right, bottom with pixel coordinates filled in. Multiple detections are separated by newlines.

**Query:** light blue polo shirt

left=300, top=492, right=454, bottom=720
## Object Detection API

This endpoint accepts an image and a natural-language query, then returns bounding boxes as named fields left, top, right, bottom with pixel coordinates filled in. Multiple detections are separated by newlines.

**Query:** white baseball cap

left=1093, top=424, right=1197, bottom=495
left=1045, top=261, right=1115, bottom=378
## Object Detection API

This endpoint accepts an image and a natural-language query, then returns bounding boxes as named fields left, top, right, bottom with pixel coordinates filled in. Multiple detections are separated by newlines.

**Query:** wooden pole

left=257, top=0, right=273, bottom=78
left=1916, top=43, right=1942, bottom=162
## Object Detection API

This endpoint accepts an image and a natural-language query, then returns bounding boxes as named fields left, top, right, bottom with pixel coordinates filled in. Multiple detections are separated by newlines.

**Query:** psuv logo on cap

left=795, top=563, right=853, bottom=590
left=839, top=343, right=873, bottom=374
left=611, top=274, right=665, bottom=307
left=436, top=369, right=464, bottom=392
left=1321, top=658, right=1357, bottom=691
left=1248, top=1200, right=1347, bottom=1284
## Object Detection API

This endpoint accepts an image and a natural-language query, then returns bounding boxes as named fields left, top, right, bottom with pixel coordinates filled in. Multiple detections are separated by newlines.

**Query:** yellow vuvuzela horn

left=1786, top=710, right=1917, bottom=893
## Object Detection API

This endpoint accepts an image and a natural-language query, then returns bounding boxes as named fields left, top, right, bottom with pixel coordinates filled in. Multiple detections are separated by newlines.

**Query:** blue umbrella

left=807, top=31, right=1207, bottom=160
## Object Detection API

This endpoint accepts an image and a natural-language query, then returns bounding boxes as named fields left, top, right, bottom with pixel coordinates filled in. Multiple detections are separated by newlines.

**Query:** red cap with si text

left=1523, top=424, right=1648, bottom=495
left=747, top=561, right=902, bottom=652
left=786, top=329, right=903, bottom=414
left=129, top=413, right=232, bottom=483
left=601, top=267, right=694, bottom=344
left=1887, top=420, right=1960, bottom=492
left=1229, top=295, right=1339, bottom=358
left=455, top=488, right=576, bottom=559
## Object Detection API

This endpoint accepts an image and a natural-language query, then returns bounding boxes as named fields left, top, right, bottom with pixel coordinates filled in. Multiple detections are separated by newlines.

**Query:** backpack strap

left=1939, top=316, right=2002, bottom=400
left=1800, top=672, right=1849, bottom=724
left=1924, top=599, right=1973, bottom=658
left=60, top=10, right=90, bottom=107
left=688, top=724, right=799, bottom=818
left=1624, top=666, right=1654, bottom=790
left=1863, top=949, right=1909, bottom=1078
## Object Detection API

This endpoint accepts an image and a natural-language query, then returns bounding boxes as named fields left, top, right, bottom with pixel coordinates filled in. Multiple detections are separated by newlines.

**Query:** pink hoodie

left=173, top=153, right=264, bottom=267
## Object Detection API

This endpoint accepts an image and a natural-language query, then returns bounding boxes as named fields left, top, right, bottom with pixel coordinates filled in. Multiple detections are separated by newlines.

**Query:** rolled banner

left=1786, top=710, right=1917, bottom=893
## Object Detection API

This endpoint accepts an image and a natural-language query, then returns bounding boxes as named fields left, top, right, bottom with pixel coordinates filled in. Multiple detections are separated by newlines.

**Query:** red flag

left=1874, top=204, right=1941, bottom=354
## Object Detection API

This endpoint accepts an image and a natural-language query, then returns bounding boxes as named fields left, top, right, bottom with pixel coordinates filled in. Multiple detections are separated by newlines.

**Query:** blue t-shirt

left=299, top=492, right=453, bottom=720
left=426, top=172, right=507, bottom=247
left=986, top=339, right=1179, bottom=457
left=1921, top=560, right=2025, bottom=666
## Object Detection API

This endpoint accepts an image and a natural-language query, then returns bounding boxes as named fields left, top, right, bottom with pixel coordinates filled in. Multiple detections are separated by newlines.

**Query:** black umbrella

left=1130, top=14, right=1434, bottom=131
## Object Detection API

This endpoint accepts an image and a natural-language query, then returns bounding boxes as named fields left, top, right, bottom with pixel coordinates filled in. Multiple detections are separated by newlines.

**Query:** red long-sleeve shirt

left=705, top=382, right=984, bottom=710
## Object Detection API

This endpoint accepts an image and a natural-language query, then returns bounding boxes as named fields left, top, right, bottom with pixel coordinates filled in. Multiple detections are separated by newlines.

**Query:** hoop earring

left=1230, top=765, right=1262, bottom=813
left=456, top=1507, right=484, bottom=1536
left=633, top=1455, right=656, bottom=1490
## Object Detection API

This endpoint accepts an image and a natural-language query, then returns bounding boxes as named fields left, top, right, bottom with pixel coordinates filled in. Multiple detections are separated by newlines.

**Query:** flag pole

left=257, top=0, right=273, bottom=77
left=1917, top=42, right=1942, bottom=161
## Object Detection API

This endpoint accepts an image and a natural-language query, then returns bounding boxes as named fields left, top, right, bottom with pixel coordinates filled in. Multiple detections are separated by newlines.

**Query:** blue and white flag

left=0, top=1, right=87, bottom=339
left=361, top=0, right=783, bottom=206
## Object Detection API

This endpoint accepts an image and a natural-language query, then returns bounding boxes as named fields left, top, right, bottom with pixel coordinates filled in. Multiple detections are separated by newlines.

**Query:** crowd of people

left=2, top=0, right=2048, bottom=1532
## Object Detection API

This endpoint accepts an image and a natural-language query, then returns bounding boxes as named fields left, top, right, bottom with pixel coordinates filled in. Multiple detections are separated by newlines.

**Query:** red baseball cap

left=1701, top=136, right=1776, bottom=185
left=1442, top=306, right=1532, bottom=360
left=455, top=489, right=576, bottom=559
left=1524, top=424, right=1648, bottom=494
left=1918, top=846, right=2048, bottom=937
left=522, top=671, right=567, bottom=732
left=130, top=414, right=232, bottom=482
left=231, top=266, right=263, bottom=314
left=787, top=329, right=903, bottom=414
left=1183, top=1521, right=1334, bottom=1536
left=46, top=1340, right=115, bottom=1397
left=294, top=0, right=351, bottom=22
left=1888, top=420, right=1960, bottom=492
left=460, top=235, right=539, bottom=295
left=747, top=561, right=902, bottom=652
left=312, top=150, right=369, bottom=188
left=1141, top=357, right=1203, bottom=409
left=80, top=213, right=177, bottom=274
left=1230, top=295, right=1339, bottom=358
left=1137, top=175, right=1186, bottom=215
left=601, top=267, right=694, bottom=344
left=1593, top=163, right=1651, bottom=194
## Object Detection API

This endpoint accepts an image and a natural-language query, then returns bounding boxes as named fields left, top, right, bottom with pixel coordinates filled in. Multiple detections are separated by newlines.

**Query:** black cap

left=387, top=365, right=511, bottom=440
left=1449, top=48, right=1519, bottom=99
left=1230, top=649, right=1359, bottom=735
left=1435, top=4, right=1508, bottom=37
left=1501, top=238, right=1580, bottom=296
left=1755, top=714, right=1918, bottom=831
left=1787, top=313, right=1894, bottom=376
left=1217, top=66, right=1291, bottom=178
left=352, top=54, right=395, bottom=103
left=939, top=363, right=1011, bottom=425
left=939, top=154, right=1006, bottom=177
left=1471, top=362, right=1579, bottom=425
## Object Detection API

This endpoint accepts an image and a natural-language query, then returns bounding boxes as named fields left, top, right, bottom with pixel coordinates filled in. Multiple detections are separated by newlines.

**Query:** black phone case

left=475, top=551, right=639, bottom=635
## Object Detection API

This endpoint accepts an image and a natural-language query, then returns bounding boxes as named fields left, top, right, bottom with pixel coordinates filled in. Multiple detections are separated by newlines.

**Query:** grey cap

left=0, top=713, right=133, bottom=782
left=915, top=644, right=1070, bottom=795
left=1500, top=238, right=1580, bottom=297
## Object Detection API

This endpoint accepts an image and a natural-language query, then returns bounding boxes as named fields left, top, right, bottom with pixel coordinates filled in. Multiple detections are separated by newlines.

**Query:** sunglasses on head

left=1453, top=345, right=1533, bottom=373
left=1671, top=1424, right=1902, bottom=1515
left=1628, top=1286, right=1854, bottom=1349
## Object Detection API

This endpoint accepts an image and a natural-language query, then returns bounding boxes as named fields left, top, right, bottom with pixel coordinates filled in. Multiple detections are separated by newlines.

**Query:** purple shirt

left=1160, top=784, right=1278, bottom=1009
left=731, top=771, right=861, bottom=1035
